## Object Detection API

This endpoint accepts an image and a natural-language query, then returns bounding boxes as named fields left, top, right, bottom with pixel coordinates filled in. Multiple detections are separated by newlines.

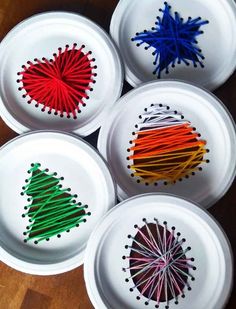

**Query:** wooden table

left=0, top=1, right=235, bottom=308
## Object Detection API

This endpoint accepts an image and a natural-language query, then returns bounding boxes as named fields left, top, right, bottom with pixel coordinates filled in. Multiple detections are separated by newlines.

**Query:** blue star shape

left=132, top=2, right=209, bottom=78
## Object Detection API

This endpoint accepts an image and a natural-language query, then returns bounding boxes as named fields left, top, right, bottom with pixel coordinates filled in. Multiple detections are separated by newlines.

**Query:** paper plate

left=0, top=12, right=123, bottom=136
left=84, top=193, right=233, bottom=309
left=0, top=131, right=116, bottom=275
left=110, top=0, right=236, bottom=89
left=98, top=80, right=236, bottom=207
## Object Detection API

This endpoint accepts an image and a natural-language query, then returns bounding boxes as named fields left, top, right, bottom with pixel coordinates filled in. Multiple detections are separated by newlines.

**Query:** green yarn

left=22, top=163, right=90, bottom=244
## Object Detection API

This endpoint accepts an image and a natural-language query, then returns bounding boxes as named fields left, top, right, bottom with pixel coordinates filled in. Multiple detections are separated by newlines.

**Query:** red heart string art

left=17, top=43, right=97, bottom=119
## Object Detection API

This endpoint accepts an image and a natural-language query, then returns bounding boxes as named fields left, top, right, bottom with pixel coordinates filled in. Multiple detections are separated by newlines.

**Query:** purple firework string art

left=123, top=219, right=196, bottom=308
left=131, top=2, right=209, bottom=78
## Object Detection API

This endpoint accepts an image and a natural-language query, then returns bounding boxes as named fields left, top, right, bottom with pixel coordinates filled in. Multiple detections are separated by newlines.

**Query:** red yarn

left=17, top=44, right=96, bottom=119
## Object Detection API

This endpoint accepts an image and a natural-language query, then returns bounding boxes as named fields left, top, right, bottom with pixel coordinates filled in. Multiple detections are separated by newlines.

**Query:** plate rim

left=0, top=11, right=124, bottom=136
left=84, top=192, right=233, bottom=309
left=110, top=0, right=236, bottom=90
left=97, top=79, right=236, bottom=208
left=0, top=129, right=117, bottom=275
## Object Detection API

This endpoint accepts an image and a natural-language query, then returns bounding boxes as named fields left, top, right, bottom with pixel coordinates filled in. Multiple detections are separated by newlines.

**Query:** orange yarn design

left=128, top=104, right=208, bottom=185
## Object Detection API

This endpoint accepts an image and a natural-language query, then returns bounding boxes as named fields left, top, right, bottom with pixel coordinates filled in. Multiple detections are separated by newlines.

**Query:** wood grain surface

left=0, top=1, right=235, bottom=308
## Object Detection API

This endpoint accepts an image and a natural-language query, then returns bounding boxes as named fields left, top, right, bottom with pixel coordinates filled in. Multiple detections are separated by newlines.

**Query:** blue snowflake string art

left=132, top=2, right=209, bottom=78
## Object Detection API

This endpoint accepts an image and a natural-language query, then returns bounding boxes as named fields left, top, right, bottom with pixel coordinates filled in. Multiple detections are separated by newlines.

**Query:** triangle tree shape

left=21, top=163, right=90, bottom=244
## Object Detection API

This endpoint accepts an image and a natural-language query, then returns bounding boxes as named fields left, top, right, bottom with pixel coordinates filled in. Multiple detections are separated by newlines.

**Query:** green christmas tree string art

left=21, top=163, right=91, bottom=244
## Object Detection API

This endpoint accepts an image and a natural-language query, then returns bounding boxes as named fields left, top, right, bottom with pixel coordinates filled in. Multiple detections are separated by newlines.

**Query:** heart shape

left=17, top=44, right=97, bottom=119
left=123, top=220, right=195, bottom=305
left=127, top=104, right=208, bottom=185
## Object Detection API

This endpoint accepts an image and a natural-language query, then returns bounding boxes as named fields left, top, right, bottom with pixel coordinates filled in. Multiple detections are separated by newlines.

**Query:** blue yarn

left=132, top=2, right=209, bottom=78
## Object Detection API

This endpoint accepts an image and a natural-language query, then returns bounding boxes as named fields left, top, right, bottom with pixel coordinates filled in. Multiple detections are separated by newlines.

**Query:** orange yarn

left=128, top=120, right=207, bottom=184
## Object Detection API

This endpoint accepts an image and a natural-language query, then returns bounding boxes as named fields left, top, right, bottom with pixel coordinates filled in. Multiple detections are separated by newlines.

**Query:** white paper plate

left=0, top=12, right=123, bottom=136
left=0, top=131, right=116, bottom=275
left=84, top=193, right=233, bottom=309
left=98, top=80, right=236, bottom=207
left=110, top=0, right=236, bottom=89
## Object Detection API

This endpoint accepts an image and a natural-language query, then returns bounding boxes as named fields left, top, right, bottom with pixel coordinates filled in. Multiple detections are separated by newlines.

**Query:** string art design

left=123, top=219, right=196, bottom=308
left=131, top=2, right=209, bottom=78
left=21, top=163, right=91, bottom=244
left=17, top=44, right=97, bottom=119
left=127, top=104, right=209, bottom=185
